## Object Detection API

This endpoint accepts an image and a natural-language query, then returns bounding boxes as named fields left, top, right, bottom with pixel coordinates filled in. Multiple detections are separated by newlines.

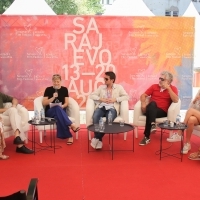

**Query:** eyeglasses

left=104, top=78, right=109, bottom=81
left=159, top=77, right=165, bottom=81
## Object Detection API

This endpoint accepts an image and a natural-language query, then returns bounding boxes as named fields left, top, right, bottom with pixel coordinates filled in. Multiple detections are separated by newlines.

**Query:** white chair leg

left=169, top=130, right=173, bottom=138
left=89, top=131, right=91, bottom=140
left=39, top=130, right=43, bottom=143
left=134, top=127, right=138, bottom=138
left=124, top=132, right=127, bottom=140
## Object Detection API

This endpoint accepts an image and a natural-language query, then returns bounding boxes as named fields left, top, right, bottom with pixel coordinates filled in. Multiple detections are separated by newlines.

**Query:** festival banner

left=0, top=16, right=194, bottom=110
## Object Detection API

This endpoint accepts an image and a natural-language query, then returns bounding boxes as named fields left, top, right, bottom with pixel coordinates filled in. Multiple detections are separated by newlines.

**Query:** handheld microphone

left=54, top=86, right=59, bottom=103
left=54, top=86, right=58, bottom=93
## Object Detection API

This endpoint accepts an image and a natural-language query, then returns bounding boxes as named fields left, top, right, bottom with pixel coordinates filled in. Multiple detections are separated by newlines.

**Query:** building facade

left=101, top=0, right=200, bottom=16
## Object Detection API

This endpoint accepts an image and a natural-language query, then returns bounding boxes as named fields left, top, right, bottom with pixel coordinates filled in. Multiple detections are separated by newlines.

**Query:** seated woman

left=0, top=117, right=9, bottom=160
left=167, top=90, right=200, bottom=155
left=42, top=74, right=80, bottom=145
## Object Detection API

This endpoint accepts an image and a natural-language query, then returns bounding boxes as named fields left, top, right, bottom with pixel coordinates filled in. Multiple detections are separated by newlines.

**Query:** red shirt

left=145, top=84, right=178, bottom=112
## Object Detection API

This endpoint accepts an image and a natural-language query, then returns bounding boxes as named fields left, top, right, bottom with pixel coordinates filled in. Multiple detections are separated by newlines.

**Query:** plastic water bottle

left=40, top=108, right=45, bottom=122
left=99, top=117, right=104, bottom=132
left=108, top=111, right=112, bottom=125
left=34, top=110, right=40, bottom=124
left=176, top=114, right=181, bottom=125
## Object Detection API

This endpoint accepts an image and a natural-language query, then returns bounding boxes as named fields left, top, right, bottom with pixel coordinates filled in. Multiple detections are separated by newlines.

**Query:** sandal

left=71, top=127, right=80, bottom=133
left=67, top=138, right=73, bottom=145
left=188, top=151, right=200, bottom=160
left=0, top=155, right=9, bottom=160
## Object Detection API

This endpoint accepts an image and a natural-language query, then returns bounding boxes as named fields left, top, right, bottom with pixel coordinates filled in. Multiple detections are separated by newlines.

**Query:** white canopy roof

left=3, top=0, right=56, bottom=15
left=103, top=0, right=154, bottom=16
left=183, top=2, right=200, bottom=68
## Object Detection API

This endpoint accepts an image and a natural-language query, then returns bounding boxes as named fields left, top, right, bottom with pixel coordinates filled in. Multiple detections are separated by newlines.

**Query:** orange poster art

left=0, top=16, right=194, bottom=110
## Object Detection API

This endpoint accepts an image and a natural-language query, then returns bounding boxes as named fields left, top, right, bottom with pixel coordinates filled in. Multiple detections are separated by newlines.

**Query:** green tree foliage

left=0, top=0, right=14, bottom=14
left=46, top=0, right=78, bottom=15
left=46, top=0, right=104, bottom=15
left=0, top=0, right=104, bottom=15
left=74, top=0, right=104, bottom=15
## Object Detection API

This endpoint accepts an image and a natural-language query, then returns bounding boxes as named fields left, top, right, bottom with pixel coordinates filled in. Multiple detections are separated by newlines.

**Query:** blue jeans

left=92, top=106, right=117, bottom=141
left=46, top=106, right=72, bottom=139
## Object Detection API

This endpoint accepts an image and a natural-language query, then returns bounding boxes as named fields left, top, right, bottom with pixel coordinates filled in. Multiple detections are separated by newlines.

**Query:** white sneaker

left=90, top=138, right=99, bottom=149
left=182, top=143, right=191, bottom=154
left=96, top=141, right=103, bottom=149
left=167, top=133, right=182, bottom=142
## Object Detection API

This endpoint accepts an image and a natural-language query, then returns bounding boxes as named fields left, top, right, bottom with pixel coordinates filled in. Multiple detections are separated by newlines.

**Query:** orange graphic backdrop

left=0, top=16, right=194, bottom=110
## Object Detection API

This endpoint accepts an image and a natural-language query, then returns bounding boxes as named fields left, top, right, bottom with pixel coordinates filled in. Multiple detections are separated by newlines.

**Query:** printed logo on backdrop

left=121, top=47, right=151, bottom=59
left=63, top=17, right=116, bottom=106
left=121, top=47, right=137, bottom=59
left=128, top=26, right=158, bottom=38
left=0, top=52, right=12, bottom=58
left=27, top=47, right=59, bottom=59
left=183, top=31, right=194, bottom=37
left=166, top=47, right=193, bottom=59
left=15, top=23, right=50, bottom=38
left=130, top=69, right=158, bottom=81
left=17, top=69, right=48, bottom=81
left=166, top=47, right=182, bottom=59
left=183, top=23, right=195, bottom=38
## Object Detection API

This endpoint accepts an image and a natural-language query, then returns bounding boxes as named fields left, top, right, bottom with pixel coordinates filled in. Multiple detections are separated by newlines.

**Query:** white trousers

left=1, top=106, right=26, bottom=141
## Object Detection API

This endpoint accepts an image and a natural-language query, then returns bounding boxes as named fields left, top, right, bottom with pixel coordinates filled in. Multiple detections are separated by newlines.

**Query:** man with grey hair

left=139, top=71, right=179, bottom=145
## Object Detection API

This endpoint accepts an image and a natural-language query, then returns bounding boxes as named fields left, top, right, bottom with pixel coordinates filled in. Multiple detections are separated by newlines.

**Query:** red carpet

left=0, top=128, right=200, bottom=200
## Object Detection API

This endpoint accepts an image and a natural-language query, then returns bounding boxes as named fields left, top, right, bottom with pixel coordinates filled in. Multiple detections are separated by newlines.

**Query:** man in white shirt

left=89, top=71, right=129, bottom=149
left=0, top=92, right=34, bottom=154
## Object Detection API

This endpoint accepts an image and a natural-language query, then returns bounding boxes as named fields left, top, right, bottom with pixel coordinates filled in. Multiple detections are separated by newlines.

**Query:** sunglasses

left=104, top=78, right=109, bottom=81
left=159, top=77, right=165, bottom=81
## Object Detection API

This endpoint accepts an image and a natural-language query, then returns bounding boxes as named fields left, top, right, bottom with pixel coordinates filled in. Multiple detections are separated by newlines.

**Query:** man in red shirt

left=139, top=71, right=179, bottom=145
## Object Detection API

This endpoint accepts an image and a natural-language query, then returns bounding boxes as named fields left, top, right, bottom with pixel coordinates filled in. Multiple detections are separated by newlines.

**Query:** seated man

left=167, top=90, right=200, bottom=154
left=139, top=71, right=179, bottom=145
left=0, top=92, right=34, bottom=154
left=0, top=117, right=9, bottom=160
left=89, top=71, right=129, bottom=149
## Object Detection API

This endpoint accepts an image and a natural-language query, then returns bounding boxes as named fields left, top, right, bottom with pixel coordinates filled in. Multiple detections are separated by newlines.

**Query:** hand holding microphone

left=54, top=87, right=58, bottom=98
left=54, top=86, right=59, bottom=103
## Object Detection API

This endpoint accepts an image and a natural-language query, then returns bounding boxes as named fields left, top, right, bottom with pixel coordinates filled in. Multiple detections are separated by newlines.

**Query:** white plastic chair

left=33, top=96, right=80, bottom=143
left=133, top=98, right=181, bottom=138
left=86, top=98, right=129, bottom=140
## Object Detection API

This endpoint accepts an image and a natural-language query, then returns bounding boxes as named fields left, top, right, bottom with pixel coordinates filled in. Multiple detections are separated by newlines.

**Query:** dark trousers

left=92, top=106, right=117, bottom=141
left=144, top=101, right=167, bottom=138
left=46, top=106, right=72, bottom=139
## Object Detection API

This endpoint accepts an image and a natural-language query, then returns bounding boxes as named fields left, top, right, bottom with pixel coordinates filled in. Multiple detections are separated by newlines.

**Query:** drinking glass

left=119, top=120, right=125, bottom=127
left=94, top=124, right=100, bottom=131
left=99, top=122, right=105, bottom=132
left=163, top=120, right=169, bottom=127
